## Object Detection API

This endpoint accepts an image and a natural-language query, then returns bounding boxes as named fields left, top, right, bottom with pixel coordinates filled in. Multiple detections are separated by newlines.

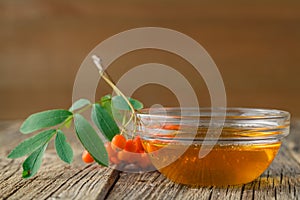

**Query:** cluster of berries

left=82, top=134, right=152, bottom=170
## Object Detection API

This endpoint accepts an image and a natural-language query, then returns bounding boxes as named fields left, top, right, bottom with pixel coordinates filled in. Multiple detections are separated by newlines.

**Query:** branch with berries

left=7, top=55, right=152, bottom=178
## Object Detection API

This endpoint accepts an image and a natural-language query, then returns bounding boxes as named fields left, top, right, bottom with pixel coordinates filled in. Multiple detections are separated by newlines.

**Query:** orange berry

left=105, top=142, right=117, bottom=157
left=139, top=153, right=151, bottom=168
left=111, top=134, right=126, bottom=151
left=137, top=149, right=145, bottom=153
left=124, top=139, right=137, bottom=152
left=82, top=150, right=94, bottom=163
left=163, top=124, right=181, bottom=130
left=133, top=136, right=144, bottom=152
left=130, top=152, right=141, bottom=163
left=110, top=156, right=121, bottom=165
left=117, top=150, right=131, bottom=162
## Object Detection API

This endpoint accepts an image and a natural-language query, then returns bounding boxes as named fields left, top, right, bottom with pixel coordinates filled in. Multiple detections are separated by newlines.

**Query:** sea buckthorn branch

left=7, top=56, right=144, bottom=178
left=92, top=55, right=138, bottom=134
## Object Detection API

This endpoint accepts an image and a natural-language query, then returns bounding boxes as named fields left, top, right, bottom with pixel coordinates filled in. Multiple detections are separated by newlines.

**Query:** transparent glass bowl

left=137, top=107, right=290, bottom=186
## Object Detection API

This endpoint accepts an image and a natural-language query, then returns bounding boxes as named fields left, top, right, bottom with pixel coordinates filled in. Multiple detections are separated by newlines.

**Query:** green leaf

left=111, top=96, right=143, bottom=111
left=100, top=94, right=123, bottom=123
left=74, top=114, right=108, bottom=166
left=20, top=109, right=73, bottom=134
left=55, top=130, right=73, bottom=164
left=69, top=99, right=91, bottom=112
left=22, top=143, right=47, bottom=178
left=91, top=104, right=120, bottom=141
left=8, top=129, right=56, bottom=159
left=100, top=94, right=113, bottom=117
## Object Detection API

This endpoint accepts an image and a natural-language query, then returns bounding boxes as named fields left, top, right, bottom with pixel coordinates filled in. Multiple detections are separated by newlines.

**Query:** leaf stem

left=58, top=103, right=93, bottom=130
left=101, top=74, right=136, bottom=125
left=92, top=55, right=137, bottom=134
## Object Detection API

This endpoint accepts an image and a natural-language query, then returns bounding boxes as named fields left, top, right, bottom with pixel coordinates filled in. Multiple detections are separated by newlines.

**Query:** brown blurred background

left=1, top=0, right=300, bottom=119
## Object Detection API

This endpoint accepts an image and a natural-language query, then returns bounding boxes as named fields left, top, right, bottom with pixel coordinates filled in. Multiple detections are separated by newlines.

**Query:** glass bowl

left=137, top=107, right=290, bottom=186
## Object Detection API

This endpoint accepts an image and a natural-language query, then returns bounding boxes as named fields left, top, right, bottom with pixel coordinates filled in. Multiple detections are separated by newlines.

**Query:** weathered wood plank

left=0, top=121, right=24, bottom=154
left=0, top=121, right=120, bottom=200
left=1, top=120, right=300, bottom=200
left=287, top=121, right=300, bottom=165
left=104, top=171, right=185, bottom=200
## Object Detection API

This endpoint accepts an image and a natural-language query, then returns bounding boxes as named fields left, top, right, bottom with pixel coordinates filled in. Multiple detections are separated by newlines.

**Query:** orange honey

left=142, top=127, right=281, bottom=186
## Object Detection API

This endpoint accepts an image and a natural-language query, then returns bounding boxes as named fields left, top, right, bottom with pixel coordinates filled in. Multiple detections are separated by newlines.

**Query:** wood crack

left=30, top=171, right=66, bottom=198
left=43, top=164, right=93, bottom=199
left=293, top=186, right=297, bottom=198
left=86, top=168, right=104, bottom=192
left=173, top=184, right=183, bottom=199
left=225, top=185, right=229, bottom=195
left=280, top=169, right=284, bottom=185
left=1, top=176, right=38, bottom=199
left=72, top=167, right=99, bottom=199
left=240, top=184, right=245, bottom=200
left=252, top=186, right=255, bottom=200
left=0, top=164, right=21, bottom=183
left=102, top=170, right=120, bottom=200
left=208, top=186, right=214, bottom=200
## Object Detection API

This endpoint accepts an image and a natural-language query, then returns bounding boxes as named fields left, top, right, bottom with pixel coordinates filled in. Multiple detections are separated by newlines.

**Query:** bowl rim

left=137, top=107, right=290, bottom=120
left=136, top=107, right=290, bottom=142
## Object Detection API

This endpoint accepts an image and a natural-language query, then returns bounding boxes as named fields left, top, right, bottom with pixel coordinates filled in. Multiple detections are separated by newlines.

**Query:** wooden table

left=1, top=120, right=300, bottom=200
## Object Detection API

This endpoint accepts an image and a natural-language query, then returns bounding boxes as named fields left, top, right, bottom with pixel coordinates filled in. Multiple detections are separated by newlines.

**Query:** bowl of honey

left=137, top=107, right=290, bottom=186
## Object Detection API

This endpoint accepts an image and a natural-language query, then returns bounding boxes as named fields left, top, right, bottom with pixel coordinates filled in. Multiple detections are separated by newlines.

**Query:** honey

left=141, top=127, right=281, bottom=186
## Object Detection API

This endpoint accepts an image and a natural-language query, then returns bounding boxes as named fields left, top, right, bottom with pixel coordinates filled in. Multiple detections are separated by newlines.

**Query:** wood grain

left=0, top=120, right=300, bottom=199
left=0, top=121, right=120, bottom=200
